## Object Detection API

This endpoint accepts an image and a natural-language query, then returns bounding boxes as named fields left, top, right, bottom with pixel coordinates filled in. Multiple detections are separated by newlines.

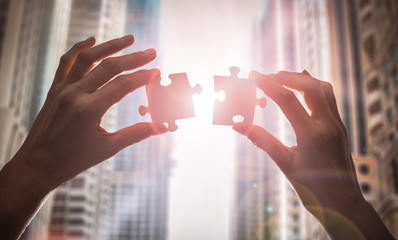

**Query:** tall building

left=48, top=1, right=126, bottom=239
left=23, top=1, right=73, bottom=239
left=108, top=1, right=173, bottom=240
left=233, top=0, right=333, bottom=239
left=326, top=0, right=380, bottom=211
left=0, top=0, right=30, bottom=168
left=0, top=0, right=64, bottom=239
left=354, top=0, right=398, bottom=237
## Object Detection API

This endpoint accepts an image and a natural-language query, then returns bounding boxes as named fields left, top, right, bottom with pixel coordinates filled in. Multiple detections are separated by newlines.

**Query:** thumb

left=233, top=123, right=292, bottom=172
left=110, top=122, right=167, bottom=152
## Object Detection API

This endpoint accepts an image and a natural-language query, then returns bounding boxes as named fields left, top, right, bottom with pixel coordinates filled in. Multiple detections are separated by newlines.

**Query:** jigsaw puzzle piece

left=212, top=66, right=266, bottom=125
left=139, top=72, right=202, bottom=132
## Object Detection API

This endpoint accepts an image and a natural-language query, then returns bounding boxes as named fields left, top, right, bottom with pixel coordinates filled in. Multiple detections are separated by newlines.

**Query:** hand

left=12, top=35, right=166, bottom=190
left=233, top=70, right=393, bottom=239
left=0, top=36, right=167, bottom=239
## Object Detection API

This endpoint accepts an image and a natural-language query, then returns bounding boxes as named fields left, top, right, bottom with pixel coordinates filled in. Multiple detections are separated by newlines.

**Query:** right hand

left=233, top=70, right=362, bottom=217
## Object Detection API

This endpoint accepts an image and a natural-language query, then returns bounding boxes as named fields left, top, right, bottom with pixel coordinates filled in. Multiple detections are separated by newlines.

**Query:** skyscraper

left=325, top=0, right=380, bottom=210
left=108, top=1, right=173, bottom=240
left=233, top=0, right=333, bottom=239
left=48, top=1, right=126, bottom=239
left=0, top=0, right=64, bottom=239
left=354, top=0, right=398, bottom=237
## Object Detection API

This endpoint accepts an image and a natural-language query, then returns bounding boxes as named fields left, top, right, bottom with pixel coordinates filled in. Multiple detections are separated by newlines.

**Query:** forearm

left=309, top=197, right=394, bottom=240
left=0, top=156, right=53, bottom=239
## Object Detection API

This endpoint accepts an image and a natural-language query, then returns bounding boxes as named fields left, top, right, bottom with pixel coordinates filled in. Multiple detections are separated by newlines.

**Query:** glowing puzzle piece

left=213, top=66, right=266, bottom=125
left=139, top=72, right=202, bottom=132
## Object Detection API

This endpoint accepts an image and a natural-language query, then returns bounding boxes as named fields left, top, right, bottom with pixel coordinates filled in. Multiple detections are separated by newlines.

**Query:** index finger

left=250, top=71, right=311, bottom=132
left=272, top=71, right=333, bottom=120
left=65, top=35, right=135, bottom=83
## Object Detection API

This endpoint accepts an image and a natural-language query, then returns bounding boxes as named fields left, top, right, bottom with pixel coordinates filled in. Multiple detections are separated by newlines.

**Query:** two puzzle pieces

left=139, top=67, right=266, bottom=131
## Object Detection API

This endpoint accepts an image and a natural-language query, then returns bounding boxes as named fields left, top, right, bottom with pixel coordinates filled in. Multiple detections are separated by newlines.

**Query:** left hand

left=12, top=35, right=166, bottom=190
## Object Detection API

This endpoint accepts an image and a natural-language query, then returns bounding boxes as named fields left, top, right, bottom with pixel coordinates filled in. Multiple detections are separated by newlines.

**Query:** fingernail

left=120, top=35, right=134, bottom=43
left=150, top=68, right=160, bottom=76
left=232, top=122, right=250, bottom=134
left=249, top=70, right=262, bottom=80
left=86, top=36, right=95, bottom=43
left=144, top=48, right=156, bottom=57
left=148, top=69, right=161, bottom=83
left=155, top=123, right=168, bottom=133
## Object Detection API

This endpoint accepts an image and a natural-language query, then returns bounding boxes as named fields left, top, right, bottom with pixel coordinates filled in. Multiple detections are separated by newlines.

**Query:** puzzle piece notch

left=213, top=66, right=267, bottom=125
left=139, top=72, right=202, bottom=132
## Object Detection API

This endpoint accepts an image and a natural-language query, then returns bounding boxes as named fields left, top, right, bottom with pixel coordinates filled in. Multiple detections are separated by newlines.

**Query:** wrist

left=5, top=150, right=58, bottom=195
left=305, top=190, right=366, bottom=225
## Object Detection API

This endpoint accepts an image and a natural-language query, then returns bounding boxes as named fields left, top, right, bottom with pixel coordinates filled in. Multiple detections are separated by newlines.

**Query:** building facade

left=0, top=0, right=65, bottom=239
left=48, top=1, right=126, bottom=239
left=108, top=1, right=173, bottom=240
left=354, top=0, right=398, bottom=237
left=233, top=0, right=334, bottom=239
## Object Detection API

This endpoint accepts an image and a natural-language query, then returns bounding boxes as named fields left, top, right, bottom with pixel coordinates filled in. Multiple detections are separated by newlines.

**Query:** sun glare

left=159, top=0, right=264, bottom=239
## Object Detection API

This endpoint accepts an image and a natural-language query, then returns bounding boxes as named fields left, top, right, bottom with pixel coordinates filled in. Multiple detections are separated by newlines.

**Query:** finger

left=271, top=71, right=333, bottom=119
left=94, top=69, right=160, bottom=114
left=233, top=123, right=292, bottom=172
left=65, top=35, right=135, bottom=83
left=53, top=36, right=95, bottom=84
left=79, top=48, right=157, bottom=92
left=250, top=70, right=311, bottom=131
left=320, top=81, right=347, bottom=137
left=109, top=122, right=167, bottom=154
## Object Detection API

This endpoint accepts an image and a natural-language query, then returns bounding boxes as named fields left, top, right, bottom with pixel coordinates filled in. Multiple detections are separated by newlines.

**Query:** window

left=395, top=95, right=398, bottom=108
left=359, top=0, right=371, bottom=9
left=70, top=195, right=85, bottom=201
left=361, top=183, right=371, bottom=194
left=393, top=69, right=398, bottom=84
left=51, top=218, right=65, bottom=225
left=389, top=133, right=394, bottom=142
left=384, top=84, right=391, bottom=98
left=369, top=100, right=382, bottom=115
left=49, top=230, right=64, bottom=236
left=68, top=218, right=84, bottom=225
left=359, top=164, right=370, bottom=175
left=392, top=160, right=398, bottom=193
left=370, top=123, right=383, bottom=136
left=71, top=178, right=85, bottom=188
left=55, top=194, right=66, bottom=201
left=386, top=109, right=393, bottom=123
left=367, top=77, right=379, bottom=92
left=69, top=207, right=85, bottom=214
left=364, top=35, right=375, bottom=60
left=361, top=12, right=373, bottom=25
left=67, top=230, right=83, bottom=237
left=52, top=206, right=66, bottom=213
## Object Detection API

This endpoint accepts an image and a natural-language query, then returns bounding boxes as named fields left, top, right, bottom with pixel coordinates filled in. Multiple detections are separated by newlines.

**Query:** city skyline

left=0, top=0, right=397, bottom=240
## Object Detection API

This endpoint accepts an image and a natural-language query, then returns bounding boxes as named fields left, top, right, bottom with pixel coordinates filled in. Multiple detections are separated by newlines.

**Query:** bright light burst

left=159, top=0, right=264, bottom=239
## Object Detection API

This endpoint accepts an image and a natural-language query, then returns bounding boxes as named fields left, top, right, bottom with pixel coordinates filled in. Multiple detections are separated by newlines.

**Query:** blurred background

left=0, top=0, right=397, bottom=239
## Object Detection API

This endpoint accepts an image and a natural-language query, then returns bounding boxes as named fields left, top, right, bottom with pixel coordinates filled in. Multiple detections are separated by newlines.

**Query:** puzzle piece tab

left=139, top=72, right=202, bottom=132
left=213, top=66, right=266, bottom=125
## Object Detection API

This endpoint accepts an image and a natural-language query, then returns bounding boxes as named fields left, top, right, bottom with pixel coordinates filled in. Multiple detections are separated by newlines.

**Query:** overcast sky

left=159, top=0, right=263, bottom=239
